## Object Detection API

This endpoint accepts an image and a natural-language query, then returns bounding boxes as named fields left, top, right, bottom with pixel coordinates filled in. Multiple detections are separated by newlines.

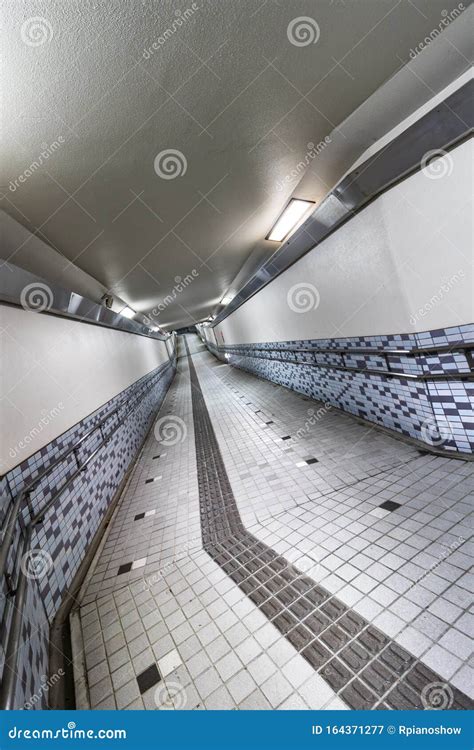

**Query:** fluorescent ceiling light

left=267, top=199, right=315, bottom=242
left=120, top=306, right=135, bottom=319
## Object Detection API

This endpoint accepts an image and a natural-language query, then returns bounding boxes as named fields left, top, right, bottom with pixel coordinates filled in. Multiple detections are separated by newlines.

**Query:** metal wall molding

left=0, top=261, right=170, bottom=342
left=211, top=80, right=473, bottom=328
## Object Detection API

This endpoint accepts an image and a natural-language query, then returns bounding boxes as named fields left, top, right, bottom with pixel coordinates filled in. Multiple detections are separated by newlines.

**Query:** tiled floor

left=75, top=335, right=473, bottom=710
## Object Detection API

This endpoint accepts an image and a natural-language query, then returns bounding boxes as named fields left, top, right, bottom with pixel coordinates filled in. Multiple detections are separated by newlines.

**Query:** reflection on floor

left=75, top=335, right=473, bottom=710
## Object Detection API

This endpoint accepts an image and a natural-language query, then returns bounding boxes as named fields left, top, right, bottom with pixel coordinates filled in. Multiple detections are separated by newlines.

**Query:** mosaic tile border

left=205, top=325, right=474, bottom=454
left=185, top=338, right=473, bottom=710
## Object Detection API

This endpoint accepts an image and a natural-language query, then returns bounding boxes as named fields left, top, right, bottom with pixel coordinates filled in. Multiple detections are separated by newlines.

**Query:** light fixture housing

left=120, top=306, right=136, bottom=319
left=266, top=198, right=315, bottom=242
left=220, top=293, right=234, bottom=305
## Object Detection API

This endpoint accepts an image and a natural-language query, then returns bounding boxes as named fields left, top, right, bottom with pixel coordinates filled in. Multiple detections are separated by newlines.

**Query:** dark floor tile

left=302, top=639, right=331, bottom=669
left=136, top=663, right=161, bottom=694
left=339, top=610, right=366, bottom=637
left=322, top=658, right=352, bottom=692
left=378, top=642, right=414, bottom=675
left=289, top=596, right=314, bottom=620
left=117, top=562, right=132, bottom=575
left=305, top=586, right=329, bottom=606
left=339, top=640, right=372, bottom=672
left=274, top=585, right=299, bottom=607
left=260, top=598, right=282, bottom=620
left=385, top=681, right=424, bottom=710
left=273, top=610, right=299, bottom=634
left=360, top=660, right=397, bottom=697
left=304, top=610, right=331, bottom=637
left=320, top=598, right=347, bottom=621
left=319, top=624, right=351, bottom=652
left=379, top=500, right=401, bottom=511
left=341, top=679, right=378, bottom=710
left=357, top=626, right=389, bottom=656
left=286, top=624, right=314, bottom=651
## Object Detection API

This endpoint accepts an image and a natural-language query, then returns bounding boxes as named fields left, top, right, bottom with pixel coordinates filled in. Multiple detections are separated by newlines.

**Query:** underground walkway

left=74, top=335, right=473, bottom=710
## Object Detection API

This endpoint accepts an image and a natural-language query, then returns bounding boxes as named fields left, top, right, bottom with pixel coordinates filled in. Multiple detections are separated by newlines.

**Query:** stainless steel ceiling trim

left=212, top=80, right=473, bottom=328
left=0, top=261, right=169, bottom=341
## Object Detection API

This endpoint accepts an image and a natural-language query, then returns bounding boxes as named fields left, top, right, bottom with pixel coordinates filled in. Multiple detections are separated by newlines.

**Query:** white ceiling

left=1, top=0, right=463, bottom=329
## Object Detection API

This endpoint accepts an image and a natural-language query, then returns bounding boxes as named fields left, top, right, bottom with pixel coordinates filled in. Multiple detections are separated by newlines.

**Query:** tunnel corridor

left=0, top=0, right=473, bottom=729
left=70, top=335, right=473, bottom=711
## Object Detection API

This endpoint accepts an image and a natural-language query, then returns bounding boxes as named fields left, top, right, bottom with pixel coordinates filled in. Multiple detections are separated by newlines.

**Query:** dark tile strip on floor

left=183, top=338, right=472, bottom=710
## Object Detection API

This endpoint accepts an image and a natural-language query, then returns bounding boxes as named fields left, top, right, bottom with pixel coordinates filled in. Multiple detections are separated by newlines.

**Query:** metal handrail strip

left=219, top=342, right=474, bottom=357
left=219, top=349, right=473, bottom=381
